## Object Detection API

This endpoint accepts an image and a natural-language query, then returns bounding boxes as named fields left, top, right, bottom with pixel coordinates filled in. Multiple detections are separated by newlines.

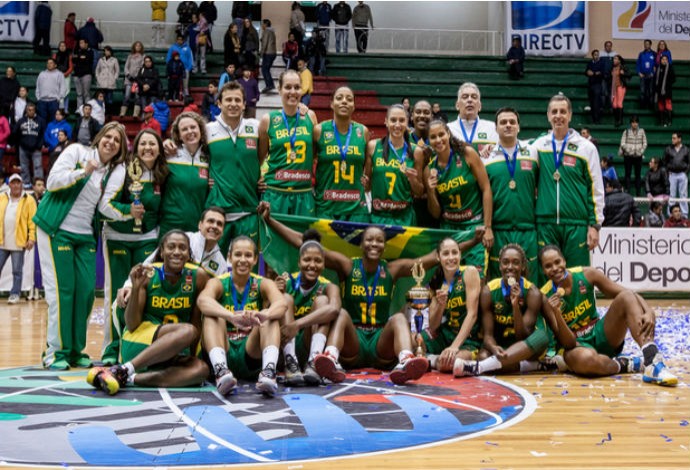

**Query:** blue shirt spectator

left=166, top=36, right=194, bottom=72
left=44, top=110, right=72, bottom=152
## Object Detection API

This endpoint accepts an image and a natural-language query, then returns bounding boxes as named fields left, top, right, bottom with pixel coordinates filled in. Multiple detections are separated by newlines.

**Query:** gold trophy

left=127, top=159, right=144, bottom=233
left=407, top=260, right=430, bottom=357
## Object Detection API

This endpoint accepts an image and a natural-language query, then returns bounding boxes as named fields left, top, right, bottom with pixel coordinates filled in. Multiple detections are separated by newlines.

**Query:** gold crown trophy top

left=407, top=260, right=431, bottom=357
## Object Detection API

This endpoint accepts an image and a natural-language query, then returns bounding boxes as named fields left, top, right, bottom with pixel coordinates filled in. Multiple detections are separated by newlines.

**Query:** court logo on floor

left=0, top=367, right=535, bottom=467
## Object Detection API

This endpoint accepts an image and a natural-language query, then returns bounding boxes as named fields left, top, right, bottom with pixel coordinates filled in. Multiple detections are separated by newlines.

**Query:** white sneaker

left=7, top=294, right=19, bottom=304
left=642, top=355, right=678, bottom=387
left=214, top=366, right=237, bottom=395
left=453, top=358, right=479, bottom=377
left=256, top=364, right=278, bottom=396
left=389, top=355, right=428, bottom=385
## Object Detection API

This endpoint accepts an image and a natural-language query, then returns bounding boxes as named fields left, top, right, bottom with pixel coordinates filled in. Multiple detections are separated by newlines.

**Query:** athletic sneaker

left=71, top=356, right=94, bottom=368
left=452, top=358, right=479, bottom=377
left=256, top=364, right=278, bottom=396
left=614, top=355, right=643, bottom=374
left=539, top=354, right=568, bottom=372
left=214, top=365, right=237, bottom=395
left=642, top=355, right=678, bottom=387
left=7, top=294, right=19, bottom=304
left=284, top=354, right=305, bottom=387
left=389, top=355, right=429, bottom=385
left=302, top=360, right=321, bottom=386
left=87, top=365, right=128, bottom=395
left=314, top=352, right=346, bottom=383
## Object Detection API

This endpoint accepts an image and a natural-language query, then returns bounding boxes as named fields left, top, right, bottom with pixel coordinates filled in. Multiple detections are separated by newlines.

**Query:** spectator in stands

left=646, top=201, right=664, bottom=227
left=141, top=105, right=162, bottom=137
left=242, top=18, right=260, bottom=70
left=32, top=177, right=46, bottom=202
left=35, top=58, right=67, bottom=124
left=610, top=55, right=629, bottom=127
left=74, top=103, right=100, bottom=145
left=33, top=1, right=52, bottom=56
left=664, top=203, right=690, bottom=228
left=664, top=132, right=689, bottom=218
left=654, top=54, right=675, bottom=127
left=150, top=1, right=168, bottom=47
left=218, top=63, right=238, bottom=89
left=401, top=96, right=412, bottom=127
left=188, top=13, right=201, bottom=71
left=306, top=27, right=328, bottom=77
left=618, top=115, right=646, bottom=196
left=600, top=40, right=616, bottom=113
left=167, top=51, right=185, bottom=101
left=13, top=103, right=45, bottom=188
left=282, top=32, right=299, bottom=70
left=333, top=0, right=352, bottom=53
left=182, top=95, right=200, bottom=114
left=580, top=127, right=599, bottom=149
left=95, top=46, right=119, bottom=113
left=604, top=178, right=640, bottom=227
left=152, top=97, right=171, bottom=134
left=655, top=40, right=672, bottom=66
left=202, top=80, right=220, bottom=121
left=636, top=39, right=655, bottom=109
left=224, top=23, right=242, bottom=69
left=73, top=39, right=94, bottom=109
left=48, top=129, right=70, bottom=175
left=120, top=41, right=145, bottom=117
left=44, top=109, right=72, bottom=152
left=297, top=58, right=313, bottom=106
left=136, top=55, right=161, bottom=116
left=0, top=174, right=37, bottom=304
left=260, top=19, right=277, bottom=92
left=0, top=106, right=9, bottom=185
left=0, top=67, right=20, bottom=117
left=289, top=2, right=306, bottom=51
left=64, top=12, right=77, bottom=51
left=193, top=13, right=211, bottom=74
left=506, top=36, right=525, bottom=80
left=645, top=157, right=670, bottom=203
left=176, top=1, right=198, bottom=36
left=316, top=1, right=332, bottom=49
left=352, top=1, right=374, bottom=54
left=13, top=87, right=28, bottom=125
left=166, top=35, right=194, bottom=97
left=84, top=90, right=106, bottom=126
left=76, top=17, right=104, bottom=70
left=231, top=1, right=250, bottom=37
left=53, top=42, right=73, bottom=112
left=199, top=1, right=217, bottom=39
left=600, top=155, right=618, bottom=183
left=585, top=49, right=604, bottom=124
left=431, top=102, right=448, bottom=123
left=238, top=67, right=260, bottom=118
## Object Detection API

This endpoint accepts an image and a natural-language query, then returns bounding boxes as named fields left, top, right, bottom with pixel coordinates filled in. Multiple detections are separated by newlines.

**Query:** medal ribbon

left=551, top=270, right=570, bottom=295
left=499, top=145, right=519, bottom=182
left=551, top=133, right=569, bottom=174
left=436, top=149, right=454, bottom=176
left=281, top=110, right=301, bottom=156
left=388, top=139, right=409, bottom=167
left=333, top=120, right=353, bottom=168
left=501, top=277, right=524, bottom=298
left=459, top=118, right=478, bottom=144
left=231, top=276, right=251, bottom=312
left=360, top=259, right=381, bottom=317
left=443, top=270, right=460, bottom=296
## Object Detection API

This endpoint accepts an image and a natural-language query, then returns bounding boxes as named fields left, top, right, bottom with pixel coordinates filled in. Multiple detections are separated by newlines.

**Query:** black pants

left=624, top=155, right=643, bottom=196
left=588, top=83, right=603, bottom=124
left=33, top=28, right=51, bottom=55
left=354, top=27, right=369, bottom=53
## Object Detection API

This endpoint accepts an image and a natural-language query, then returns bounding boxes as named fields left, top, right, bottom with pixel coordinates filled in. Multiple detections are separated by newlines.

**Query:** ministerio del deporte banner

left=592, top=228, right=690, bottom=292
left=612, top=1, right=690, bottom=41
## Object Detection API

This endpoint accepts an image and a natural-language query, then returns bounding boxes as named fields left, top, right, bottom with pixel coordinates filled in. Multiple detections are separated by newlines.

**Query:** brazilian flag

left=259, top=214, right=476, bottom=314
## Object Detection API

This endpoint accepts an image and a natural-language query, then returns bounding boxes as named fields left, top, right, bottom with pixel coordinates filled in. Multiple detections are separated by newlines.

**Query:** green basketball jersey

left=540, top=267, right=598, bottom=334
left=206, top=118, right=261, bottom=213
left=371, top=138, right=416, bottom=215
left=487, top=276, right=535, bottom=344
left=314, top=120, right=368, bottom=217
left=341, top=258, right=394, bottom=326
left=144, top=262, right=198, bottom=325
left=101, top=164, right=162, bottom=235
left=484, top=142, right=539, bottom=230
left=160, top=148, right=209, bottom=233
left=438, top=267, right=479, bottom=337
left=285, top=272, right=331, bottom=319
left=264, top=110, right=314, bottom=190
left=429, top=150, right=483, bottom=228
left=218, top=272, right=264, bottom=337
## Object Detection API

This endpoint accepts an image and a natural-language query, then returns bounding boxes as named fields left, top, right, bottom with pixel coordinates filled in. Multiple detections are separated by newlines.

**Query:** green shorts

left=121, top=321, right=160, bottom=366
left=493, top=314, right=547, bottom=351
left=537, top=223, right=590, bottom=284
left=488, top=228, right=538, bottom=281
left=370, top=207, right=416, bottom=227
left=219, top=213, right=259, bottom=257
left=422, top=324, right=481, bottom=355
left=226, top=336, right=262, bottom=380
left=576, top=317, right=623, bottom=358
left=341, top=327, right=397, bottom=370
left=263, top=188, right=315, bottom=217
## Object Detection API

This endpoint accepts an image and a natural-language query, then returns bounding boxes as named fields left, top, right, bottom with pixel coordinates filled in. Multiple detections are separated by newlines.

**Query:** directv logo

left=511, top=1, right=585, bottom=30
left=0, top=1, right=30, bottom=15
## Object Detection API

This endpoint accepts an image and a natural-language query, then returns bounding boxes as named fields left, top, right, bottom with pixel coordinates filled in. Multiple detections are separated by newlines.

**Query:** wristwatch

left=590, top=224, right=601, bottom=231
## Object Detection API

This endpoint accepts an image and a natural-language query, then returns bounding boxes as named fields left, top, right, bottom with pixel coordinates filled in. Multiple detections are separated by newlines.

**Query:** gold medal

left=556, top=287, right=565, bottom=296
left=509, top=179, right=516, bottom=190
left=341, top=160, right=347, bottom=174
left=289, top=150, right=297, bottom=161
left=281, top=272, right=290, bottom=281
left=145, top=265, right=155, bottom=278
left=507, top=276, right=516, bottom=287
left=430, top=168, right=438, bottom=178
left=553, top=170, right=561, bottom=182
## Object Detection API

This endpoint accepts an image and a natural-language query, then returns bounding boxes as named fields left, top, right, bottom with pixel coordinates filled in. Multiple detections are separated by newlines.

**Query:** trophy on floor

left=127, top=159, right=144, bottom=233
left=407, top=259, right=430, bottom=357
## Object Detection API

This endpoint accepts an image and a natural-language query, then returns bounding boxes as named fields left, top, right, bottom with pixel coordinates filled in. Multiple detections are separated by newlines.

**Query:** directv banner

left=506, top=1, right=588, bottom=56
left=592, top=228, right=690, bottom=292
left=0, top=1, right=34, bottom=42
left=612, top=2, right=690, bottom=41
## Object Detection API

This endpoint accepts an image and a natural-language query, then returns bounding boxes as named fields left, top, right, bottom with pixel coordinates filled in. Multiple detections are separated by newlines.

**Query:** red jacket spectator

left=140, top=105, right=162, bottom=136
left=64, top=13, right=77, bottom=51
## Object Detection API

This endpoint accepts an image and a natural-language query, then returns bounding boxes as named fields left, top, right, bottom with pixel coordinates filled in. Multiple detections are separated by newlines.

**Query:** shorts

left=370, top=207, right=416, bottom=227
left=422, top=324, right=481, bottom=356
left=341, top=327, right=397, bottom=370
left=576, top=317, right=623, bottom=358
left=537, top=223, right=590, bottom=283
left=262, top=188, right=315, bottom=217
left=488, top=228, right=538, bottom=281
left=226, top=336, right=262, bottom=380
left=219, top=213, right=259, bottom=257
left=318, top=209, right=371, bottom=224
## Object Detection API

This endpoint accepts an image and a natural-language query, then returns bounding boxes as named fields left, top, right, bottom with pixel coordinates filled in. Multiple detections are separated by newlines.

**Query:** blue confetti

left=660, top=434, right=673, bottom=442
left=680, top=420, right=689, bottom=427
left=596, top=432, right=612, bottom=445
left=561, top=390, right=568, bottom=396
left=485, top=441, right=499, bottom=446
